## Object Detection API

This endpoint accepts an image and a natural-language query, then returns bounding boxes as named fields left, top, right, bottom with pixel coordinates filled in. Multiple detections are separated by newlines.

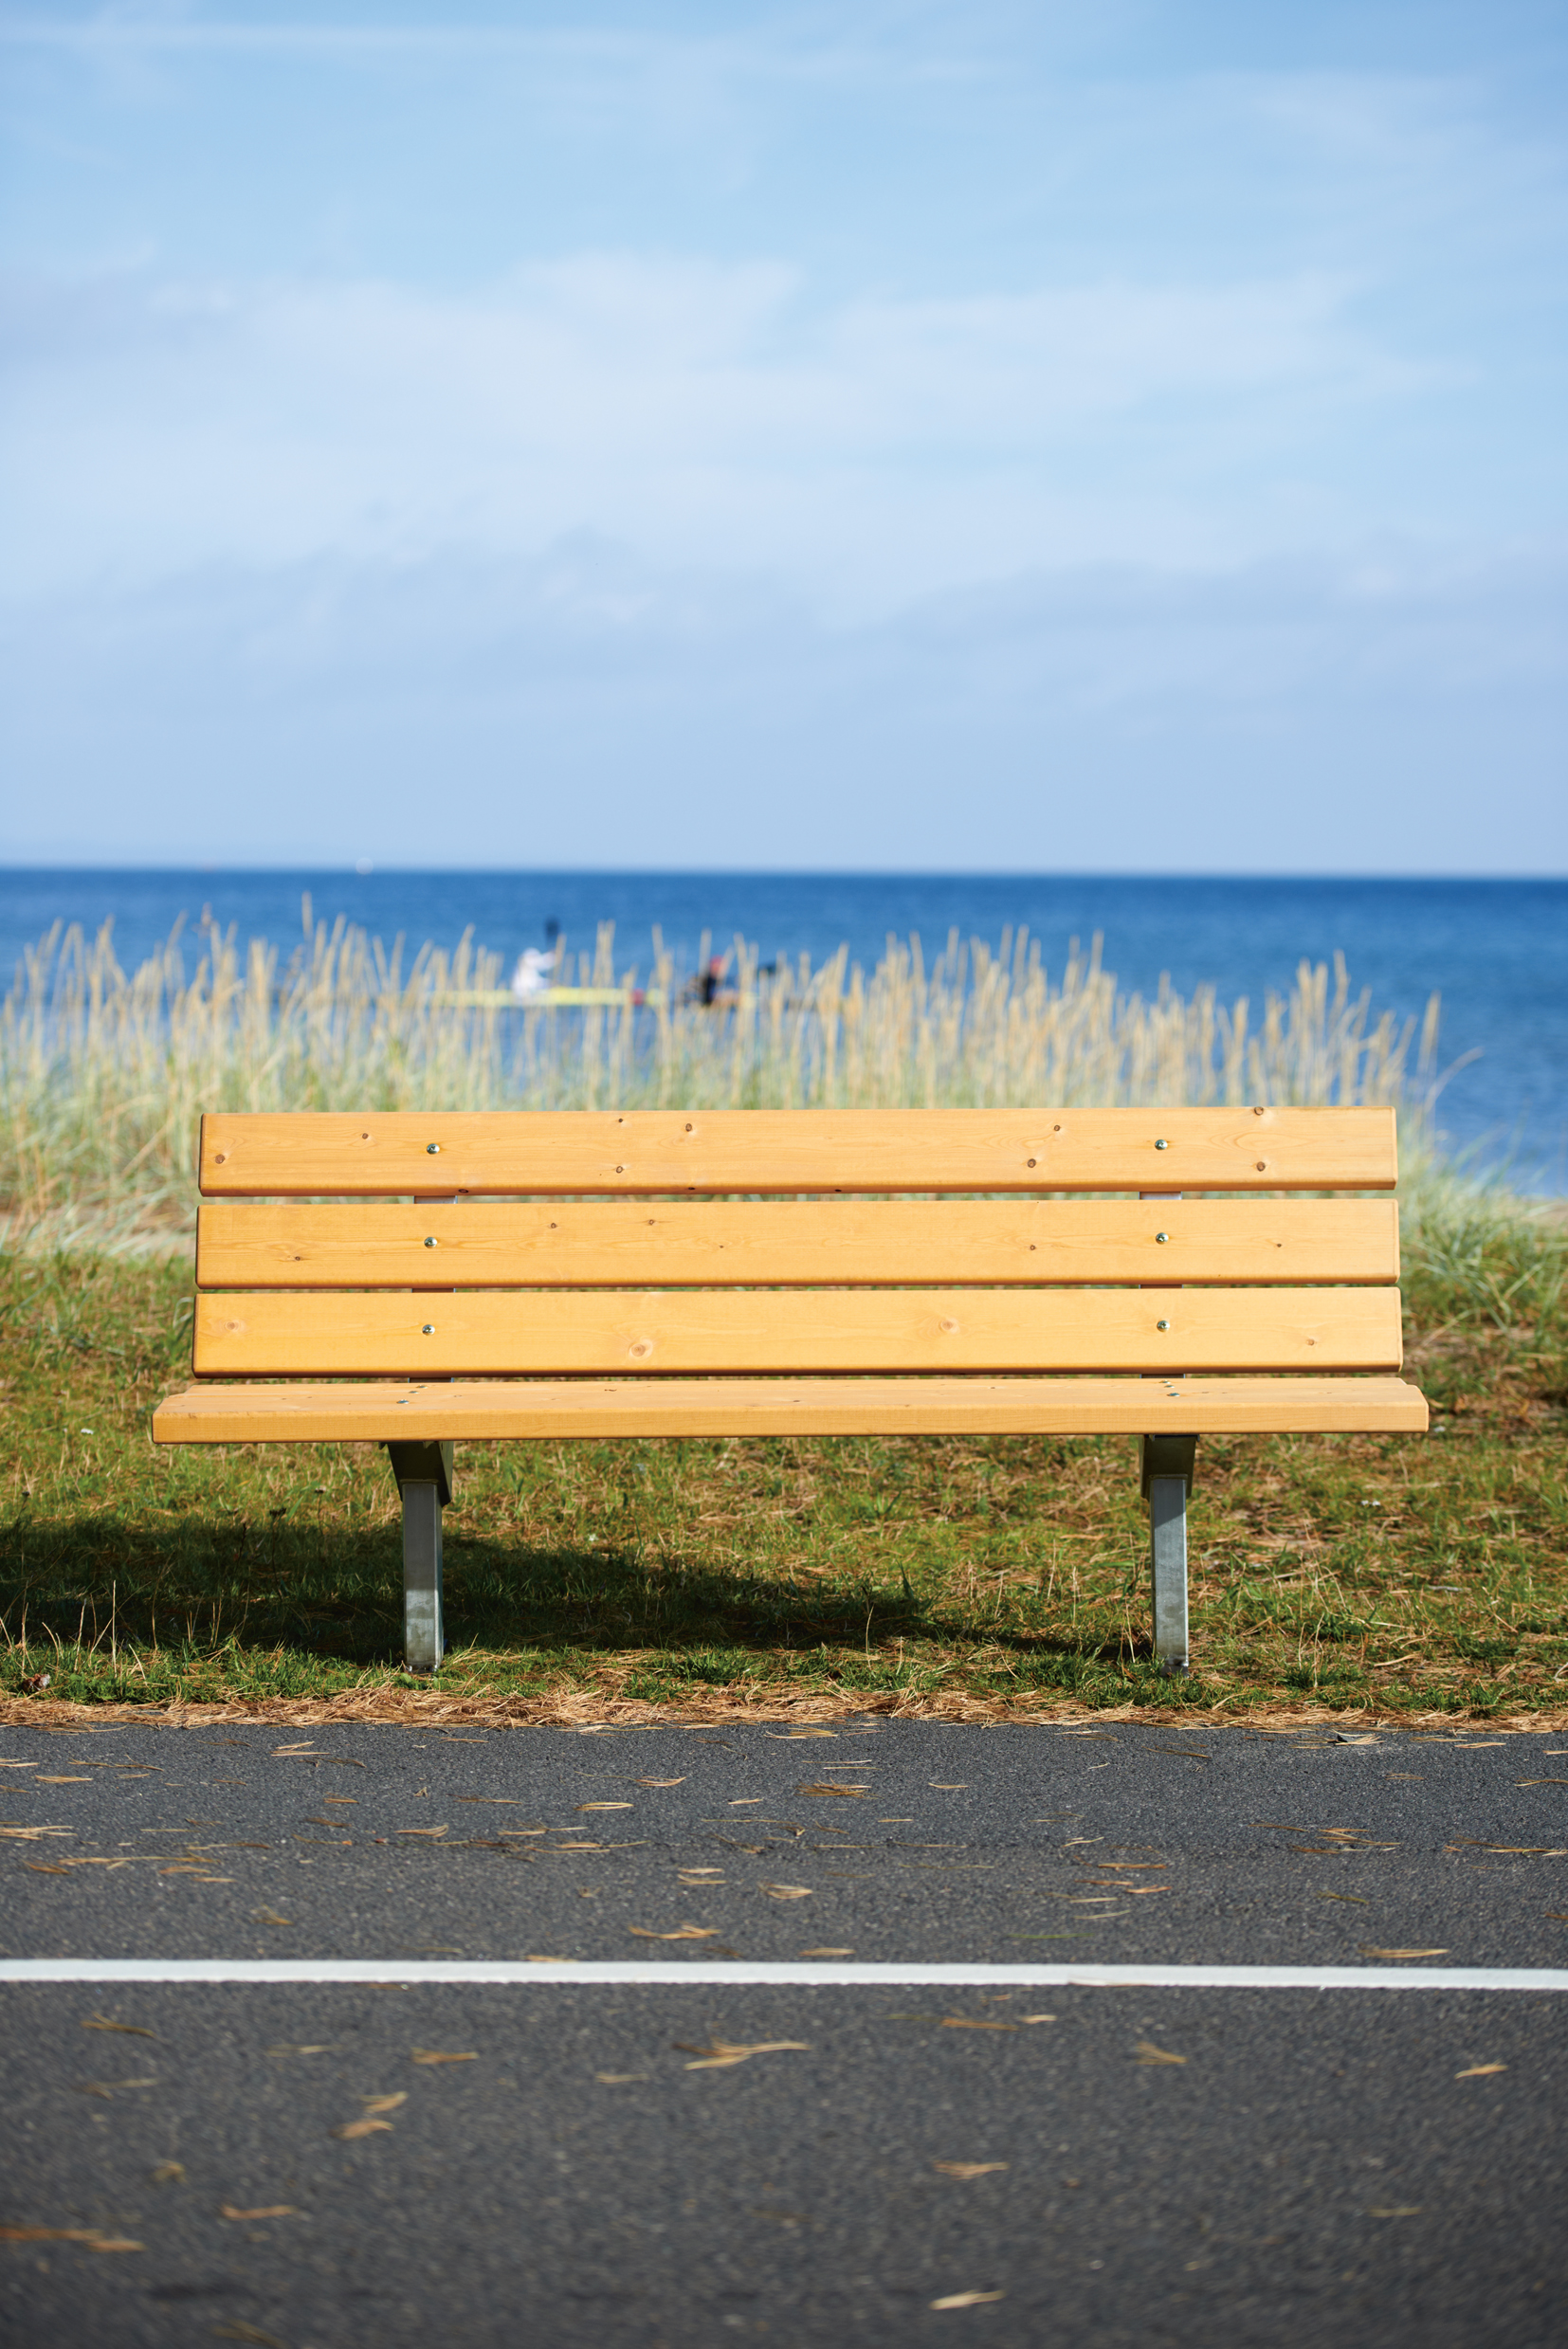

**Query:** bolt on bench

left=152, top=1107, right=1428, bottom=1675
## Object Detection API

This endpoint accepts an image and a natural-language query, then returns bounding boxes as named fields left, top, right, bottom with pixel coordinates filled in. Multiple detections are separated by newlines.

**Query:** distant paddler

left=684, top=953, right=740, bottom=1009
left=510, top=944, right=557, bottom=1001
left=439, top=940, right=664, bottom=1008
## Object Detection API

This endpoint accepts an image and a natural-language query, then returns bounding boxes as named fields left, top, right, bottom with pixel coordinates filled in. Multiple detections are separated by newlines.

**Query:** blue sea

left=3, top=870, right=1564, bottom=1191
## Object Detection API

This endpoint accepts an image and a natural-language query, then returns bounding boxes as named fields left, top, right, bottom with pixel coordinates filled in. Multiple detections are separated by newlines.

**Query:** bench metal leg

left=387, top=1442, right=454, bottom=1674
left=1140, top=1435, right=1197, bottom=1676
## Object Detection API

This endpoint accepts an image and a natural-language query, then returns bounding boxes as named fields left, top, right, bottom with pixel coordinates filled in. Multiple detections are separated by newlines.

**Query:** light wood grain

left=154, top=1374, right=1430, bottom=1442
left=191, top=1285, right=1403, bottom=1377
left=194, top=1196, right=1400, bottom=1289
left=197, top=1106, right=1399, bottom=1197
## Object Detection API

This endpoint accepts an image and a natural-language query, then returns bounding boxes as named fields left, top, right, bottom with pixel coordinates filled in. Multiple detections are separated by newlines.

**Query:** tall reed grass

left=2, top=901, right=1450, bottom=1252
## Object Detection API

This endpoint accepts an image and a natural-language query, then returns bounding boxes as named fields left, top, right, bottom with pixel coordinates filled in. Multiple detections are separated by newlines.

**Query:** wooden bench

left=152, top=1106, right=1428, bottom=1676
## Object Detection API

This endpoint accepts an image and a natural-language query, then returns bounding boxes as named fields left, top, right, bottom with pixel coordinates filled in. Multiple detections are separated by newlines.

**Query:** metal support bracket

left=386, top=1442, right=454, bottom=1673
left=1140, top=1434, right=1197, bottom=1676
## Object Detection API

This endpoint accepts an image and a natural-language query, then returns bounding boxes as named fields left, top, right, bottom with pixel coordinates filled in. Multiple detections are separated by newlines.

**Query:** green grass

left=4, top=905, right=1557, bottom=1721
left=3, top=1203, right=1564, bottom=1720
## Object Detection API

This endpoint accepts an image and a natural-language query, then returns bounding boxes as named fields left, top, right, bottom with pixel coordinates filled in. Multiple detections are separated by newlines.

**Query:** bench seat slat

left=195, top=1197, right=1400, bottom=1288
left=198, top=1106, right=1397, bottom=1197
left=153, top=1375, right=1430, bottom=1442
left=192, top=1286, right=1403, bottom=1376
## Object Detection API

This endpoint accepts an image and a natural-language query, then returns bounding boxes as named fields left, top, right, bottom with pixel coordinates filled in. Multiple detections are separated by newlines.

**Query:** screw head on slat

left=1154, top=1138, right=1168, bottom=1151
left=424, top=1236, right=438, bottom=1247
left=1156, top=1232, right=1169, bottom=1244
left=1157, top=1319, right=1170, bottom=1331
left=427, top=1142, right=441, bottom=1155
left=421, top=1323, right=435, bottom=1335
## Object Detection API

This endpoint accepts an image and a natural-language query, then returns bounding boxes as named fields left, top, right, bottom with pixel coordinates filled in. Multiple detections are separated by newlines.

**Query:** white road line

left=3, top=1959, right=1565, bottom=1991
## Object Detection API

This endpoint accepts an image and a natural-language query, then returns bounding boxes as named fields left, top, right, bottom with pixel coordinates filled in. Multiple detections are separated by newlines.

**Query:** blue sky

left=1, top=1, right=1564, bottom=870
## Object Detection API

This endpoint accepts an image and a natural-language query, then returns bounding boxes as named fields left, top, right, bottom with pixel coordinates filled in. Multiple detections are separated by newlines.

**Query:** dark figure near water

left=684, top=955, right=729, bottom=1007
left=683, top=953, right=778, bottom=1008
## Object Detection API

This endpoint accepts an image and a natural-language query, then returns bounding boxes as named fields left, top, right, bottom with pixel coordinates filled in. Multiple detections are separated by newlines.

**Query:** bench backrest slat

left=193, top=1285, right=1404, bottom=1378
left=195, top=1197, right=1400, bottom=1289
left=198, top=1106, right=1397, bottom=1196
left=190, top=1107, right=1408, bottom=1387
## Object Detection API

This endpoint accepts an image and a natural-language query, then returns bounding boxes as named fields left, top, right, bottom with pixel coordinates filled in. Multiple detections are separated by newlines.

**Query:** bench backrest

left=190, top=1107, right=1405, bottom=1383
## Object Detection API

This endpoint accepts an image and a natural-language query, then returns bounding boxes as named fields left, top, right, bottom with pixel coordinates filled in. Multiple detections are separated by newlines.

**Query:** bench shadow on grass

left=0, top=1518, right=1158, bottom=1702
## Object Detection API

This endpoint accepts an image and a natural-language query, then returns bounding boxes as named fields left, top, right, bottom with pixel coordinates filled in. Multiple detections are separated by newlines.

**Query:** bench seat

left=155, top=1374, right=1428, bottom=1442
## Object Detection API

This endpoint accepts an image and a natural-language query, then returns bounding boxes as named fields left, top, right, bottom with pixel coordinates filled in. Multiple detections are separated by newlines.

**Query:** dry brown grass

left=3, top=909, right=1439, bottom=1252
left=3, top=1688, right=1561, bottom=1735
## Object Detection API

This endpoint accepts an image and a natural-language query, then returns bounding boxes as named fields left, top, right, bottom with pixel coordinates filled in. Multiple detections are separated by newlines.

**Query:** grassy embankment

left=1, top=913, right=1563, bottom=1719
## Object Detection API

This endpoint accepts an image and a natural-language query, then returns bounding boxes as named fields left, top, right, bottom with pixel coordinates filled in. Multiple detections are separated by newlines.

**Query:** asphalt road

left=3, top=1716, right=1566, bottom=2345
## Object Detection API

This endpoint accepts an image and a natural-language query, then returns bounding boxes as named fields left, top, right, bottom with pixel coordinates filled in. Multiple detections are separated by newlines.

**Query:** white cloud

left=0, top=251, right=1428, bottom=610
left=3, top=537, right=1562, bottom=871
left=1, top=11, right=1560, bottom=869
